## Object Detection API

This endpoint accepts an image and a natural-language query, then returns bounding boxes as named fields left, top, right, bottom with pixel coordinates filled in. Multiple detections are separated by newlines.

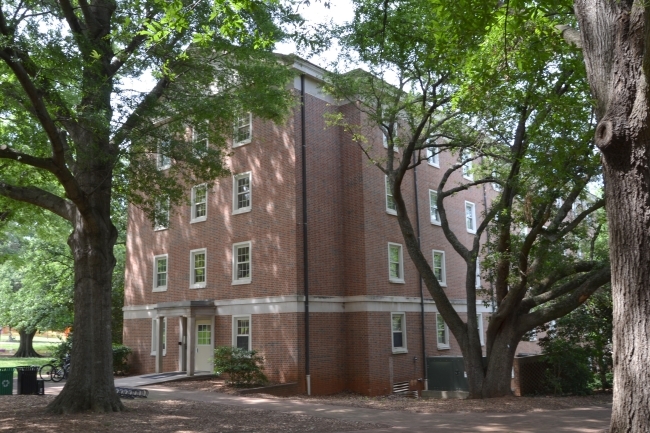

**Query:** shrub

left=51, top=334, right=72, bottom=361
left=540, top=338, right=593, bottom=395
left=112, top=344, right=132, bottom=375
left=213, top=346, right=268, bottom=387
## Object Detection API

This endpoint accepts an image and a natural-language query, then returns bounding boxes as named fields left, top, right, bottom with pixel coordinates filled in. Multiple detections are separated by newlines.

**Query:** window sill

left=386, top=209, right=397, bottom=216
left=389, top=278, right=405, bottom=284
left=392, top=348, right=408, bottom=354
left=466, top=229, right=476, bottom=234
left=233, top=208, right=251, bottom=215
left=150, top=352, right=167, bottom=356
left=428, top=162, right=439, bottom=168
left=154, top=227, right=169, bottom=232
left=157, top=166, right=171, bottom=171
left=431, top=220, right=441, bottom=226
left=190, top=283, right=206, bottom=289
left=191, top=217, right=207, bottom=224
left=152, top=287, right=168, bottom=292
left=463, top=175, right=474, bottom=181
left=437, top=345, right=450, bottom=350
left=438, top=282, right=447, bottom=288
left=233, top=139, right=251, bottom=148
left=232, top=279, right=252, bottom=285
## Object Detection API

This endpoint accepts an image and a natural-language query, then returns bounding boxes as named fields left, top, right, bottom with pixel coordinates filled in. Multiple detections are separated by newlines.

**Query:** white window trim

left=192, top=124, right=209, bottom=158
left=432, top=250, right=447, bottom=287
left=426, top=145, right=440, bottom=168
left=232, top=171, right=252, bottom=215
left=429, top=189, right=441, bottom=226
left=475, top=260, right=481, bottom=288
left=153, top=254, right=168, bottom=292
left=436, top=313, right=450, bottom=350
left=388, top=242, right=405, bottom=284
left=385, top=176, right=397, bottom=216
left=477, top=313, right=485, bottom=346
left=150, top=317, right=167, bottom=356
left=465, top=201, right=477, bottom=234
left=189, top=248, right=207, bottom=289
left=154, top=196, right=170, bottom=231
left=232, top=315, right=252, bottom=351
left=462, top=153, right=474, bottom=180
left=156, top=144, right=171, bottom=171
left=191, top=184, right=208, bottom=223
left=391, top=312, right=407, bottom=353
left=233, top=112, right=252, bottom=147
left=232, top=241, right=252, bottom=285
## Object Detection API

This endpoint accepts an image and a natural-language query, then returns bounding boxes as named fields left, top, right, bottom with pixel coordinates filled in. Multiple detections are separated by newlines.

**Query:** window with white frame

left=382, top=124, right=399, bottom=151
left=465, top=201, right=476, bottom=233
left=154, top=196, right=170, bottom=230
left=234, top=112, right=252, bottom=146
left=385, top=176, right=397, bottom=215
left=477, top=314, right=484, bottom=346
left=391, top=312, right=407, bottom=352
left=437, top=314, right=449, bottom=349
left=150, top=317, right=167, bottom=356
left=475, top=260, right=481, bottom=288
left=429, top=190, right=441, bottom=225
left=233, top=172, right=252, bottom=214
left=156, top=142, right=171, bottom=170
left=425, top=145, right=439, bottom=167
left=191, top=184, right=207, bottom=222
left=233, top=316, right=251, bottom=350
left=190, top=248, right=207, bottom=289
left=388, top=243, right=404, bottom=283
left=232, top=241, right=252, bottom=284
left=192, top=124, right=209, bottom=158
left=462, top=152, right=473, bottom=180
left=153, top=254, right=168, bottom=292
left=432, top=250, right=446, bottom=286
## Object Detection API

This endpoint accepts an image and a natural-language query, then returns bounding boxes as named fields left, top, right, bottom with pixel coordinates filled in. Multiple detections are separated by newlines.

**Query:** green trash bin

left=0, top=367, right=13, bottom=395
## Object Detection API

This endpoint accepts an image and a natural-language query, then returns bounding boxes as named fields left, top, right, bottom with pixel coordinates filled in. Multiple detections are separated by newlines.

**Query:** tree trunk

left=46, top=208, right=123, bottom=413
left=482, top=325, right=518, bottom=398
left=13, top=329, right=40, bottom=358
left=573, top=2, right=650, bottom=431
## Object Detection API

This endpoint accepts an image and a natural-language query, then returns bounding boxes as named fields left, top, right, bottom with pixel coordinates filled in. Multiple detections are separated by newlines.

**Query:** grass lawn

left=0, top=334, right=63, bottom=356
left=0, top=357, right=51, bottom=377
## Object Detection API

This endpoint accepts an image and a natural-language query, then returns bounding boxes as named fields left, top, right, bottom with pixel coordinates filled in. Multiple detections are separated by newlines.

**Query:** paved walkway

left=42, top=374, right=611, bottom=433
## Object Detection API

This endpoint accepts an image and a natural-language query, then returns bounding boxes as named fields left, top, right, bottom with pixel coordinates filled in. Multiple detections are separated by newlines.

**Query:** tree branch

left=0, top=182, right=74, bottom=222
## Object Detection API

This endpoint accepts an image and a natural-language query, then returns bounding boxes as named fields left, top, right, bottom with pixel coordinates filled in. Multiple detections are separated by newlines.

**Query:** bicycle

left=39, top=354, right=70, bottom=382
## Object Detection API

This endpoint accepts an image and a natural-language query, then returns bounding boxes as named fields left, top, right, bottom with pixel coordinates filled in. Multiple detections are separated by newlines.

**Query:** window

left=522, top=329, right=538, bottom=342
left=385, top=176, right=397, bottom=215
left=475, top=260, right=481, bottom=288
left=429, top=190, right=441, bottom=225
left=197, top=324, right=211, bottom=345
left=383, top=124, right=399, bottom=151
left=477, top=314, right=484, bottom=346
left=154, top=196, right=170, bottom=230
left=391, top=312, right=407, bottom=353
left=192, top=124, right=208, bottom=158
left=432, top=250, right=446, bottom=287
left=191, top=184, right=207, bottom=223
left=190, top=249, right=207, bottom=289
left=462, top=152, right=473, bottom=180
left=388, top=243, right=404, bottom=283
left=234, top=112, right=252, bottom=147
left=156, top=142, right=171, bottom=170
left=150, top=317, right=167, bottom=356
left=437, top=314, right=449, bottom=349
left=426, top=145, right=439, bottom=167
left=233, top=172, right=252, bottom=214
left=465, top=201, right=476, bottom=233
left=153, top=254, right=168, bottom=292
left=233, top=316, right=251, bottom=351
left=232, top=241, right=252, bottom=284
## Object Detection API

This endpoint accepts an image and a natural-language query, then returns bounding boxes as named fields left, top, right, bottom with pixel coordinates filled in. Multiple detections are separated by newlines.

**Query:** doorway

left=196, top=319, right=213, bottom=372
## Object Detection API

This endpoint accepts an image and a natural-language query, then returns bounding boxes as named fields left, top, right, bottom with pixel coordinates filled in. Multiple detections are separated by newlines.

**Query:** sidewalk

left=44, top=373, right=611, bottom=433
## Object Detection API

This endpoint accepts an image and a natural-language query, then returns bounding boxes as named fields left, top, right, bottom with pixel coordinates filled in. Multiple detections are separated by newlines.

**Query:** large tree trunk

left=574, top=2, right=650, bottom=431
left=482, top=322, right=519, bottom=398
left=13, top=329, right=40, bottom=358
left=47, top=214, right=123, bottom=413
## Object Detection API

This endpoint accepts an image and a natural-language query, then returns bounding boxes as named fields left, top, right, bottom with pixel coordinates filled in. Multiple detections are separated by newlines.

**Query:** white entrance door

left=196, top=320, right=213, bottom=372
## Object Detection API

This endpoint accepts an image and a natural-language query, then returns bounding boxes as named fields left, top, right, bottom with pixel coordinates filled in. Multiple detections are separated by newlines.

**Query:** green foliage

left=213, top=346, right=268, bottom=387
left=539, top=338, right=594, bottom=395
left=51, top=335, right=73, bottom=363
left=112, top=344, right=132, bottom=375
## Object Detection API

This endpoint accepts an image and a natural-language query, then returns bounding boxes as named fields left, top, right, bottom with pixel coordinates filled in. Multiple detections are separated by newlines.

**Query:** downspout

left=301, top=74, right=311, bottom=396
left=412, top=153, right=427, bottom=390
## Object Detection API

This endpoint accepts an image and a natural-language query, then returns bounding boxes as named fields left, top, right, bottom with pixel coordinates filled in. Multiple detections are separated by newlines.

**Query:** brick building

left=122, top=57, right=505, bottom=396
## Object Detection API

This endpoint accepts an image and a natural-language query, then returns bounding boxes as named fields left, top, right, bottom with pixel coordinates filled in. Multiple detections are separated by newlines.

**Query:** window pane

left=236, top=246, right=250, bottom=279
left=236, top=335, right=249, bottom=350
left=237, top=176, right=250, bottom=209
left=437, top=315, right=447, bottom=345
left=393, top=332, right=403, bottom=348
left=392, top=315, right=402, bottom=332
left=193, top=252, right=205, bottom=283
left=386, top=177, right=396, bottom=211
left=156, top=258, right=167, bottom=287
left=194, top=185, right=207, bottom=218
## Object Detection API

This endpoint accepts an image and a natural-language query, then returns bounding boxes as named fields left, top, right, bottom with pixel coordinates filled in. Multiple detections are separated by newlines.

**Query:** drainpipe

left=301, top=74, right=311, bottom=396
left=412, top=153, right=427, bottom=390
